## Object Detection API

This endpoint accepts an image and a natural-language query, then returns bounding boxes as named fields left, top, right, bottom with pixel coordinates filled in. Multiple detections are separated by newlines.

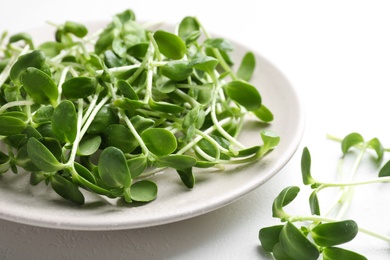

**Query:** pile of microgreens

left=259, top=132, right=390, bottom=259
left=0, top=9, right=278, bottom=205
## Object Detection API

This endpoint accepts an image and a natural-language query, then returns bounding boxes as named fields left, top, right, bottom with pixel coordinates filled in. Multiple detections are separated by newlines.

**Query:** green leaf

left=309, top=190, right=321, bottom=215
left=367, top=137, right=384, bottom=163
left=379, top=160, right=390, bottom=177
left=27, top=137, right=64, bottom=172
left=272, top=186, right=300, bottom=219
left=204, top=38, right=234, bottom=52
left=8, top=32, right=34, bottom=49
left=130, top=180, right=158, bottom=202
left=10, top=50, right=46, bottom=85
left=94, top=27, right=117, bottom=55
left=62, top=77, right=97, bottom=99
left=117, top=80, right=138, bottom=100
left=178, top=16, right=199, bottom=40
left=104, top=124, right=138, bottom=153
left=237, top=51, right=255, bottom=81
left=182, top=106, right=204, bottom=129
left=260, top=130, right=280, bottom=152
left=98, top=146, right=131, bottom=188
left=21, top=67, right=58, bottom=106
left=272, top=242, right=295, bottom=260
left=87, top=106, right=119, bottom=134
left=176, top=167, right=195, bottom=188
left=301, top=147, right=316, bottom=185
left=259, top=225, right=284, bottom=252
left=30, top=172, right=46, bottom=186
left=253, top=104, right=274, bottom=122
left=341, top=132, right=364, bottom=155
left=161, top=60, right=193, bottom=81
left=223, top=80, right=261, bottom=111
left=32, top=105, right=54, bottom=124
left=114, top=98, right=144, bottom=111
left=153, top=30, right=187, bottom=60
left=127, top=43, right=148, bottom=59
left=155, top=154, right=197, bottom=170
left=115, top=9, right=136, bottom=23
left=153, top=30, right=186, bottom=60
left=51, top=100, right=77, bottom=143
left=15, top=144, right=40, bottom=171
left=141, top=128, right=177, bottom=156
left=190, top=56, right=219, bottom=74
left=127, top=156, right=147, bottom=178
left=178, top=17, right=200, bottom=45
left=77, top=134, right=101, bottom=156
left=38, top=41, right=64, bottom=58
left=322, top=247, right=367, bottom=260
left=148, top=99, right=184, bottom=114
left=236, top=146, right=261, bottom=157
left=51, top=175, right=85, bottom=205
left=0, top=151, right=10, bottom=174
left=73, top=162, right=96, bottom=185
left=63, top=21, right=88, bottom=38
left=279, top=222, right=319, bottom=260
left=311, top=220, right=358, bottom=247
left=130, top=115, right=155, bottom=133
left=0, top=115, right=27, bottom=135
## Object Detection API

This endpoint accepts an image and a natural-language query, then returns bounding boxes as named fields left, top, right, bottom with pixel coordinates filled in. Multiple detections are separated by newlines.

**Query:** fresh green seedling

left=259, top=132, right=390, bottom=259
left=0, top=9, right=278, bottom=205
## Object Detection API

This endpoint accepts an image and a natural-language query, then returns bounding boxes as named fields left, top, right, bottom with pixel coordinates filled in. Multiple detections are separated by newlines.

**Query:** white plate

left=0, top=21, right=304, bottom=230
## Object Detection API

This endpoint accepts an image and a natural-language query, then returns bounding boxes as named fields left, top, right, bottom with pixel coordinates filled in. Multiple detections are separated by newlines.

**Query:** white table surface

left=2, top=0, right=390, bottom=259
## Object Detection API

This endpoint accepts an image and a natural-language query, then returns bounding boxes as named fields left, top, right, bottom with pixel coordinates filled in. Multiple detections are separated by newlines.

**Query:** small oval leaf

left=253, top=104, right=274, bottom=122
left=62, top=77, right=97, bottom=99
left=98, top=146, right=131, bottom=188
left=301, top=147, right=316, bottom=185
left=161, top=60, right=193, bottom=81
left=224, top=80, right=261, bottom=111
left=0, top=116, right=27, bottom=135
left=237, top=51, right=256, bottom=81
left=141, top=128, right=177, bottom=156
left=176, top=168, right=195, bottom=188
left=279, top=222, right=319, bottom=260
left=63, top=21, right=88, bottom=38
left=51, top=175, right=85, bottom=205
left=10, top=50, right=46, bottom=85
left=259, top=225, right=284, bottom=252
left=341, top=132, right=364, bottom=155
left=155, top=155, right=197, bottom=170
left=311, top=220, right=358, bottom=247
left=27, top=137, right=64, bottom=172
left=21, top=67, right=58, bottom=106
left=130, top=180, right=158, bottom=202
left=272, top=186, right=300, bottom=219
left=153, top=30, right=187, bottom=60
left=51, top=100, right=77, bottom=143
left=379, top=160, right=390, bottom=177
left=309, top=190, right=321, bottom=216
left=323, top=247, right=367, bottom=260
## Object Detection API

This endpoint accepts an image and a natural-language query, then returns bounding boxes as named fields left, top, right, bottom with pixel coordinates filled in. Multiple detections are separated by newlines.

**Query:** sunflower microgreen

left=260, top=132, right=390, bottom=259
left=0, top=9, right=278, bottom=206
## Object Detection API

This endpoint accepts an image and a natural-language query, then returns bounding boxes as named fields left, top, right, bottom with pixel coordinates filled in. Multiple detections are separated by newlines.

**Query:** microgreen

left=259, top=132, right=390, bottom=259
left=0, top=9, right=278, bottom=205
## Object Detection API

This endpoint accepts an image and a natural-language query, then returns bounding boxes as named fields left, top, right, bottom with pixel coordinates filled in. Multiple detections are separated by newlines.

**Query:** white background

left=2, top=0, right=390, bottom=259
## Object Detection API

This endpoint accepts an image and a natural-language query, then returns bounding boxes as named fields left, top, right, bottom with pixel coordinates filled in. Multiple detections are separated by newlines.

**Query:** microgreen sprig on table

left=259, top=132, right=390, bottom=259
left=0, top=9, right=278, bottom=205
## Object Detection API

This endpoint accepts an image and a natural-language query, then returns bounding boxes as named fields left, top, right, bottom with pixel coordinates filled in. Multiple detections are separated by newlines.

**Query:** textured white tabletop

left=1, top=1, right=390, bottom=259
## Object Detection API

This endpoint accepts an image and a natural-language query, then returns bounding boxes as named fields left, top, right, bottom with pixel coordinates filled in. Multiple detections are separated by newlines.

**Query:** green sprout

left=0, top=9, right=278, bottom=205
left=259, top=132, right=390, bottom=259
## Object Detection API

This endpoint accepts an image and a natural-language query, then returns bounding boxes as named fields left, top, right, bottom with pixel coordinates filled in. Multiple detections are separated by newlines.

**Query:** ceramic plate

left=0, top=21, right=304, bottom=230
